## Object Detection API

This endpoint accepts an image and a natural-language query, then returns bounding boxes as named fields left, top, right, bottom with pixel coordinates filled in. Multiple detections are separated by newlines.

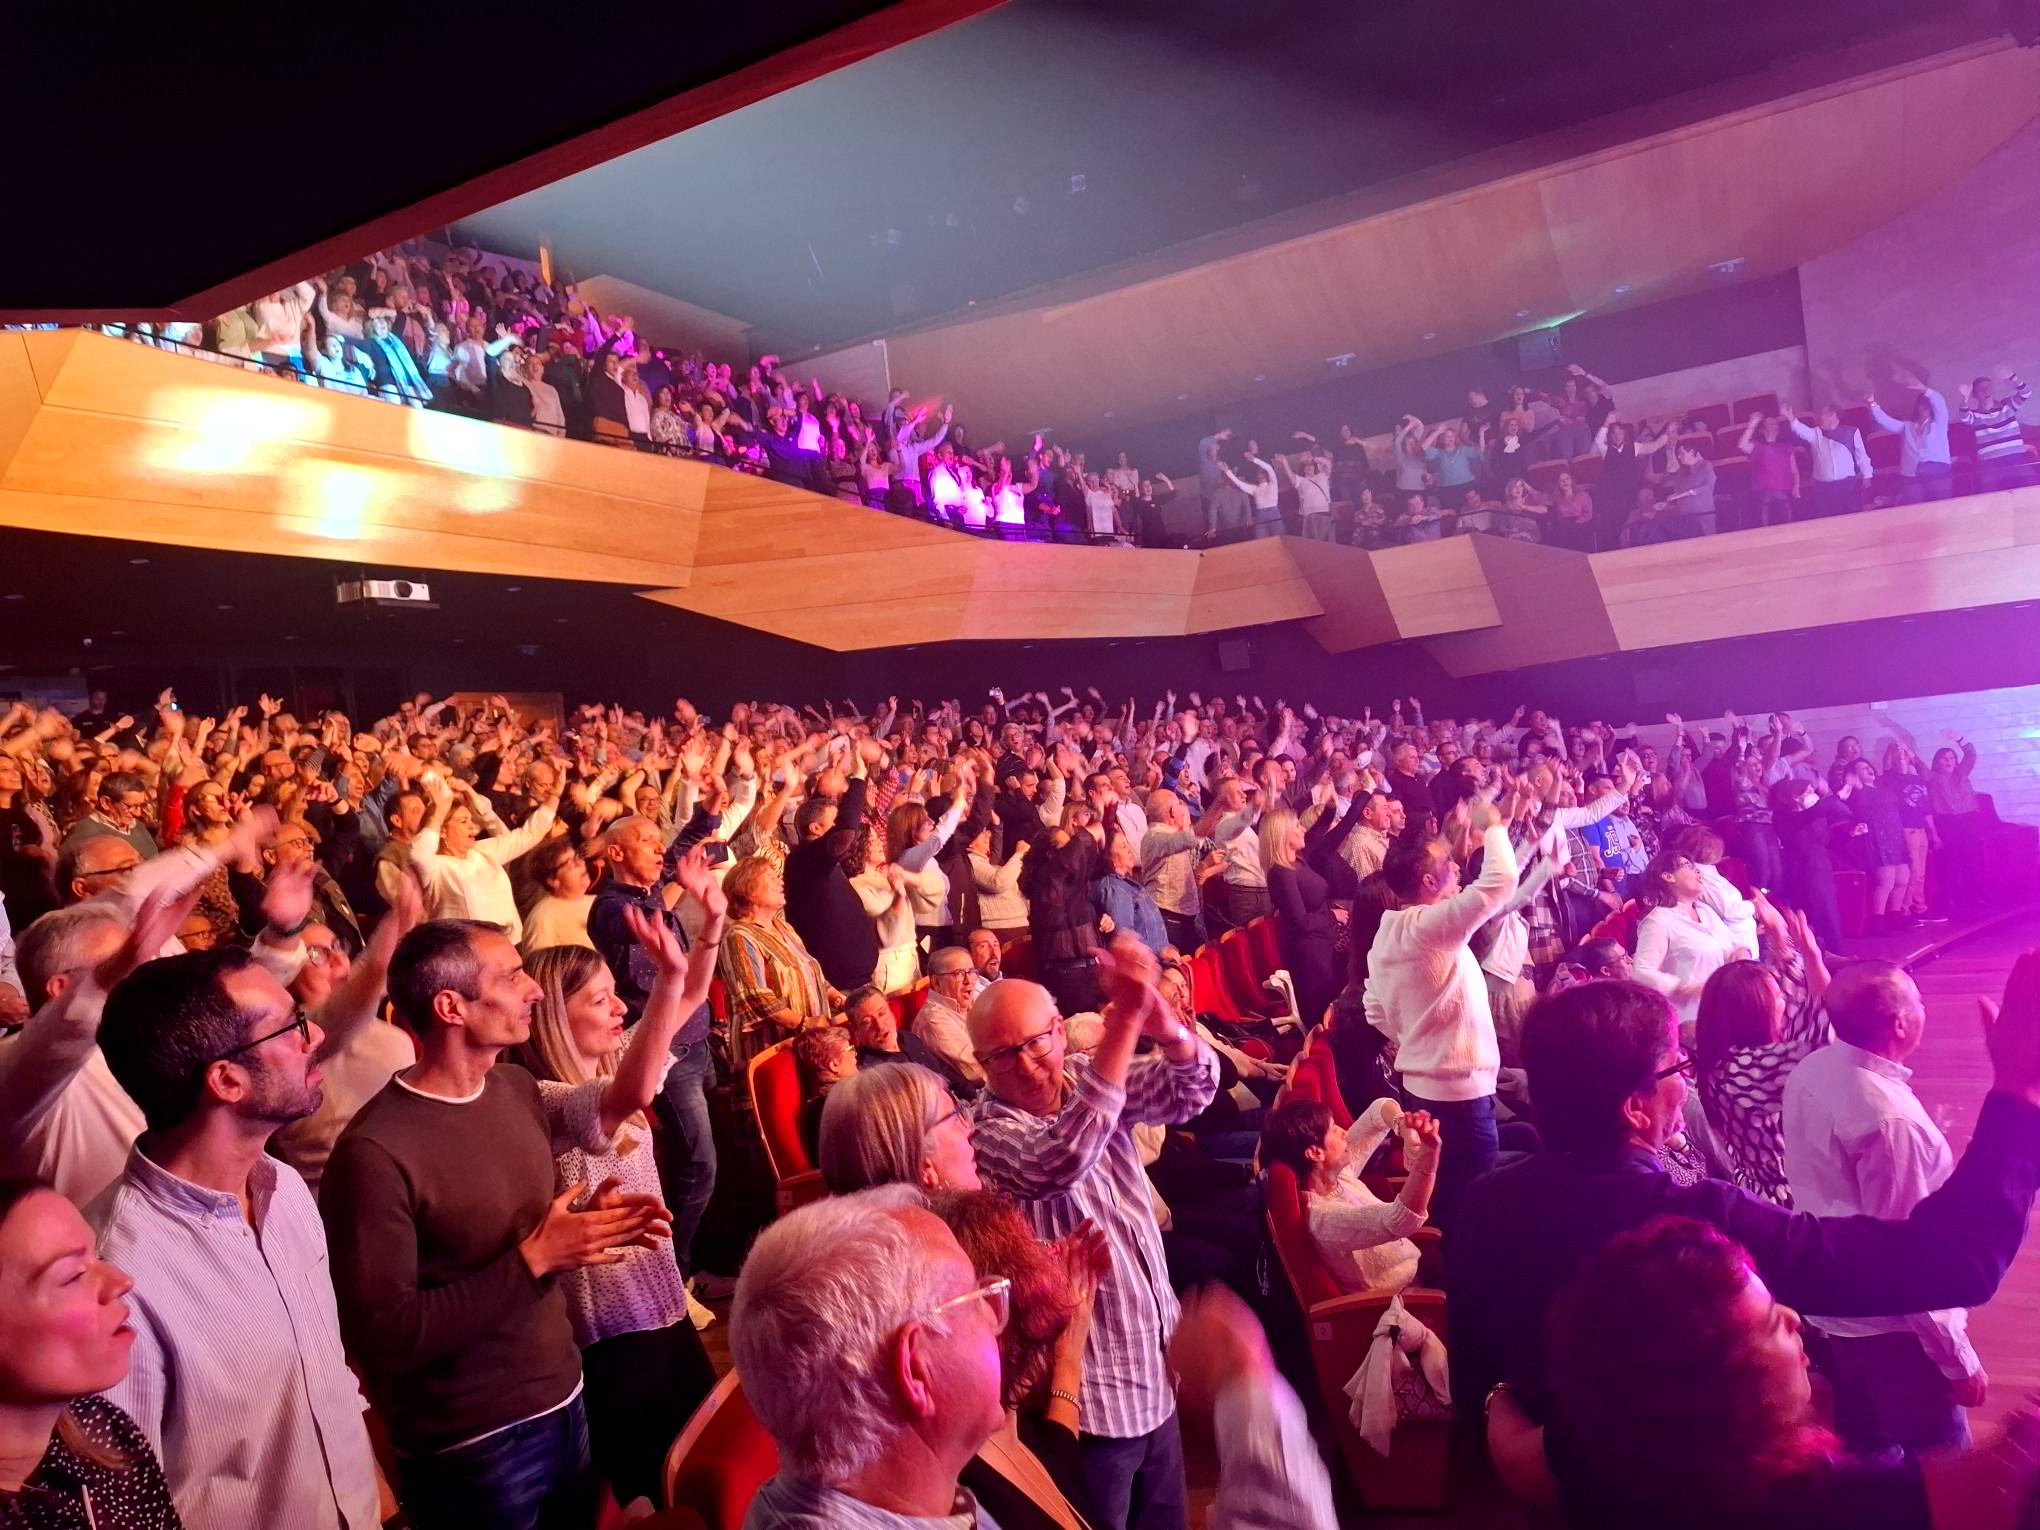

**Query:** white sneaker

left=686, top=1287, right=717, bottom=1330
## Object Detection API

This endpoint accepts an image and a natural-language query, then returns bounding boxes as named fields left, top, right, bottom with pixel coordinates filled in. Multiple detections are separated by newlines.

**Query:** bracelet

left=1049, top=1388, right=1080, bottom=1410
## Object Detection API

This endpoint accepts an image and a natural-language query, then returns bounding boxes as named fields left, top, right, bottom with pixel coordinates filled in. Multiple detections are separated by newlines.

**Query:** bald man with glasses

left=966, top=937, right=1217, bottom=1530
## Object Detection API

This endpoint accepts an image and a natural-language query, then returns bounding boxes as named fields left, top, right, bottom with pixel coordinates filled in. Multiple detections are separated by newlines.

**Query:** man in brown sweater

left=321, top=919, right=665, bottom=1530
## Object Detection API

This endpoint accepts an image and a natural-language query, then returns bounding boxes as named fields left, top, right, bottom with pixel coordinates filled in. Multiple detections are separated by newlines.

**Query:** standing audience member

left=92, top=948, right=381, bottom=1529
left=967, top=941, right=1219, bottom=1530
left=1783, top=962, right=1988, bottom=1456
left=1364, top=792, right=1518, bottom=1232
left=514, top=880, right=725, bottom=1508
left=320, top=919, right=670, bottom=1530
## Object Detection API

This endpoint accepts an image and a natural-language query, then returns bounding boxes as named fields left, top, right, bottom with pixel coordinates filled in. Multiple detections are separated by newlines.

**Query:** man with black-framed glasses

left=89, top=944, right=382, bottom=1529
left=966, top=937, right=1218, bottom=1530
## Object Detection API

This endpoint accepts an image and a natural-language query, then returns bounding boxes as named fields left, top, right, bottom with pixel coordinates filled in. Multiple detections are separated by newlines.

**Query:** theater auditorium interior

left=7, top=1, right=2040, bottom=1527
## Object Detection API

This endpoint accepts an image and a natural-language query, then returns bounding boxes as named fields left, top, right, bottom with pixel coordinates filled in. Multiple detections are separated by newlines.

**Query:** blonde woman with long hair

left=511, top=855, right=726, bottom=1512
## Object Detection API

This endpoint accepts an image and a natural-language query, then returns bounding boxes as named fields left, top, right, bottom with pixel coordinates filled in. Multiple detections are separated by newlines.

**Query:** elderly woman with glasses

left=1632, top=847, right=1747, bottom=1030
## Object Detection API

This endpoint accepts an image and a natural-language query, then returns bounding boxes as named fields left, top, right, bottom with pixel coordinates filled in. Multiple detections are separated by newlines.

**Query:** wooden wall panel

left=26, top=331, right=2040, bottom=667
left=1370, top=538, right=1501, bottom=638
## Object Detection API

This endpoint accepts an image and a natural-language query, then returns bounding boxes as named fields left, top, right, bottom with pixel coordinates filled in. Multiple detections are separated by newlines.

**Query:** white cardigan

left=1633, top=900, right=1743, bottom=1026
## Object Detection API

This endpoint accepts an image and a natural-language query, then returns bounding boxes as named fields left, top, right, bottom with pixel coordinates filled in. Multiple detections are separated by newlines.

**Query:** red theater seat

left=747, top=1040, right=822, bottom=1212
left=663, top=1373, right=779, bottom=1530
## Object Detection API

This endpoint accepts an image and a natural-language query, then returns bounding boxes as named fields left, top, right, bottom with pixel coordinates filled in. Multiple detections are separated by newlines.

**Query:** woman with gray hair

left=818, top=1061, right=982, bottom=1194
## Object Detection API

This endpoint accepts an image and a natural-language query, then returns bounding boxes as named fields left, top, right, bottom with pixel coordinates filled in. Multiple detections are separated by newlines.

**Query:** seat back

left=747, top=1040, right=814, bottom=1183
left=1000, top=933, right=1035, bottom=980
left=663, top=1372, right=780, bottom=1530
left=1218, top=927, right=1280, bottom=1016
left=1189, top=942, right=1245, bottom=1022
left=1244, top=914, right=1282, bottom=978
left=1264, top=1160, right=1346, bottom=1310
left=1732, top=391, right=1780, bottom=421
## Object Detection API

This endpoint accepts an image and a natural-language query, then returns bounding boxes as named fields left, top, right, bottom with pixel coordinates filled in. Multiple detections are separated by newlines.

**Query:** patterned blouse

left=718, top=916, right=830, bottom=1069
left=4, top=1394, right=181, bottom=1529
left=1695, top=946, right=1827, bottom=1205
left=535, top=1075, right=687, bottom=1348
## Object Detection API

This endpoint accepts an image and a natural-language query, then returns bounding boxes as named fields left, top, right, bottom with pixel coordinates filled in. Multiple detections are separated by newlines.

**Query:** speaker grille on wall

left=1216, top=638, right=1255, bottom=673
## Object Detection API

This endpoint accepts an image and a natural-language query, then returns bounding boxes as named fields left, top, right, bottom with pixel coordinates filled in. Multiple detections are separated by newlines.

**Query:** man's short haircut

left=1522, top=981, right=1677, bottom=1154
left=840, top=983, right=885, bottom=1017
left=1825, top=960, right=1914, bottom=1050
left=928, top=946, right=973, bottom=978
left=731, top=1185, right=949, bottom=1484
left=600, top=814, right=656, bottom=852
left=1261, top=1095, right=1333, bottom=1180
left=54, top=838, right=136, bottom=905
left=1780, top=735, right=1809, bottom=758
left=15, top=903, right=127, bottom=1003
left=387, top=919, right=503, bottom=1035
left=794, top=795, right=837, bottom=838
left=97, top=772, right=146, bottom=802
left=100, top=948, right=260, bottom=1132
left=1382, top=836, right=1441, bottom=903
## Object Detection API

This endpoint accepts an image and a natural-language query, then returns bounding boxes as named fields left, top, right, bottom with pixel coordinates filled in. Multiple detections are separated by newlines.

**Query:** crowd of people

left=2, top=674, right=2038, bottom=1530
left=87, top=233, right=2036, bottom=555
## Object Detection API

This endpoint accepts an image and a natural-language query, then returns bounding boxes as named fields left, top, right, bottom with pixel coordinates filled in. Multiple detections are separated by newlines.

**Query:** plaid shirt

left=969, top=1047, right=1219, bottom=1438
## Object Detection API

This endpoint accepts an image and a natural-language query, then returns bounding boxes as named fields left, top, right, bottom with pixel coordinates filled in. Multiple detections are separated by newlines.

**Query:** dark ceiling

left=456, top=0, right=1966, bottom=356
left=0, top=0, right=988, bottom=318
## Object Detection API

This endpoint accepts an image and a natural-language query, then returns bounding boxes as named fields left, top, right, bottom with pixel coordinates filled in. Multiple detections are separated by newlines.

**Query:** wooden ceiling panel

left=882, top=42, right=2040, bottom=442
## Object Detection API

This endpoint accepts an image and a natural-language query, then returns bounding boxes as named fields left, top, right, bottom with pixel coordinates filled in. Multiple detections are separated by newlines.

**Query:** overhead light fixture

left=1708, top=257, right=1748, bottom=276
left=1325, top=353, right=1356, bottom=370
left=1514, top=309, right=1531, bottom=319
left=1613, top=284, right=1632, bottom=295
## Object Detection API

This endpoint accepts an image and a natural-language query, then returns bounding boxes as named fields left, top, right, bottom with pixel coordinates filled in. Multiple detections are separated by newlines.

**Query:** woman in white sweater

left=410, top=772, right=559, bottom=946
left=965, top=818, right=1030, bottom=933
left=1264, top=1095, right=1441, bottom=1293
left=1632, top=847, right=1747, bottom=1029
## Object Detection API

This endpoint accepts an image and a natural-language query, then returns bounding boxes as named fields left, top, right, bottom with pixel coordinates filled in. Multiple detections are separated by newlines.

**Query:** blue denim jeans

left=1413, top=1092, right=1498, bottom=1236
left=1079, top=1411, right=1189, bottom=1530
left=655, top=1040, right=717, bottom=1276
left=398, top=1395, right=599, bottom=1530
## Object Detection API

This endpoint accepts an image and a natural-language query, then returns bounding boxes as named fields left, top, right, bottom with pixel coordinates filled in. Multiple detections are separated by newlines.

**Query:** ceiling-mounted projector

left=336, top=578, right=436, bottom=609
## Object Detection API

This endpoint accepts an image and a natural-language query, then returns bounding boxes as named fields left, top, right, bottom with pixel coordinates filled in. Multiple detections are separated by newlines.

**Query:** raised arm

left=597, top=867, right=727, bottom=1138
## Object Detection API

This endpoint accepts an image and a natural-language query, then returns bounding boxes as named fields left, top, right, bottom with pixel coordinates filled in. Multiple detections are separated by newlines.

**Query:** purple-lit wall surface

left=1801, top=117, right=2040, bottom=403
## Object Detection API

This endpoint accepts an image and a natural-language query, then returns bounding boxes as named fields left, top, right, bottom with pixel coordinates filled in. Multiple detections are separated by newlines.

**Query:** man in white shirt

left=1783, top=960, right=1984, bottom=1456
left=1364, top=793, right=1519, bottom=1232
left=93, top=945, right=382, bottom=1529
left=1784, top=402, right=1873, bottom=521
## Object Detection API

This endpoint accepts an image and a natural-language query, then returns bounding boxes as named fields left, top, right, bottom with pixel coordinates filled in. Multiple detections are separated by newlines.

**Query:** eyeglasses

left=918, top=1276, right=1011, bottom=1335
left=1655, top=1051, right=1697, bottom=1081
left=976, top=1023, right=1060, bottom=1074
left=210, top=1005, right=311, bottom=1064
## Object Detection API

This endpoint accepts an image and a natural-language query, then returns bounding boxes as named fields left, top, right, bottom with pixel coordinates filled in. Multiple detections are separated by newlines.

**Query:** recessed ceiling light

left=505, top=585, right=522, bottom=593
left=216, top=603, right=233, bottom=611
left=1422, top=332, right=1438, bottom=341
left=3, top=593, right=23, bottom=601
left=1613, top=284, right=1632, bottom=295
left=109, top=630, right=126, bottom=637
left=555, top=617, right=570, bottom=624
left=1176, top=392, right=1189, bottom=401
left=1252, top=374, right=1267, bottom=383
left=1514, top=309, right=1531, bottom=319
left=128, top=557, right=150, bottom=566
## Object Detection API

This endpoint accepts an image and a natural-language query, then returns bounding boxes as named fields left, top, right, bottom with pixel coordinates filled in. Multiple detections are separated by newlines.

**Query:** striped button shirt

left=969, top=1048, right=1219, bottom=1439
left=745, top=1473, right=991, bottom=1530
left=92, top=1146, right=380, bottom=1530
